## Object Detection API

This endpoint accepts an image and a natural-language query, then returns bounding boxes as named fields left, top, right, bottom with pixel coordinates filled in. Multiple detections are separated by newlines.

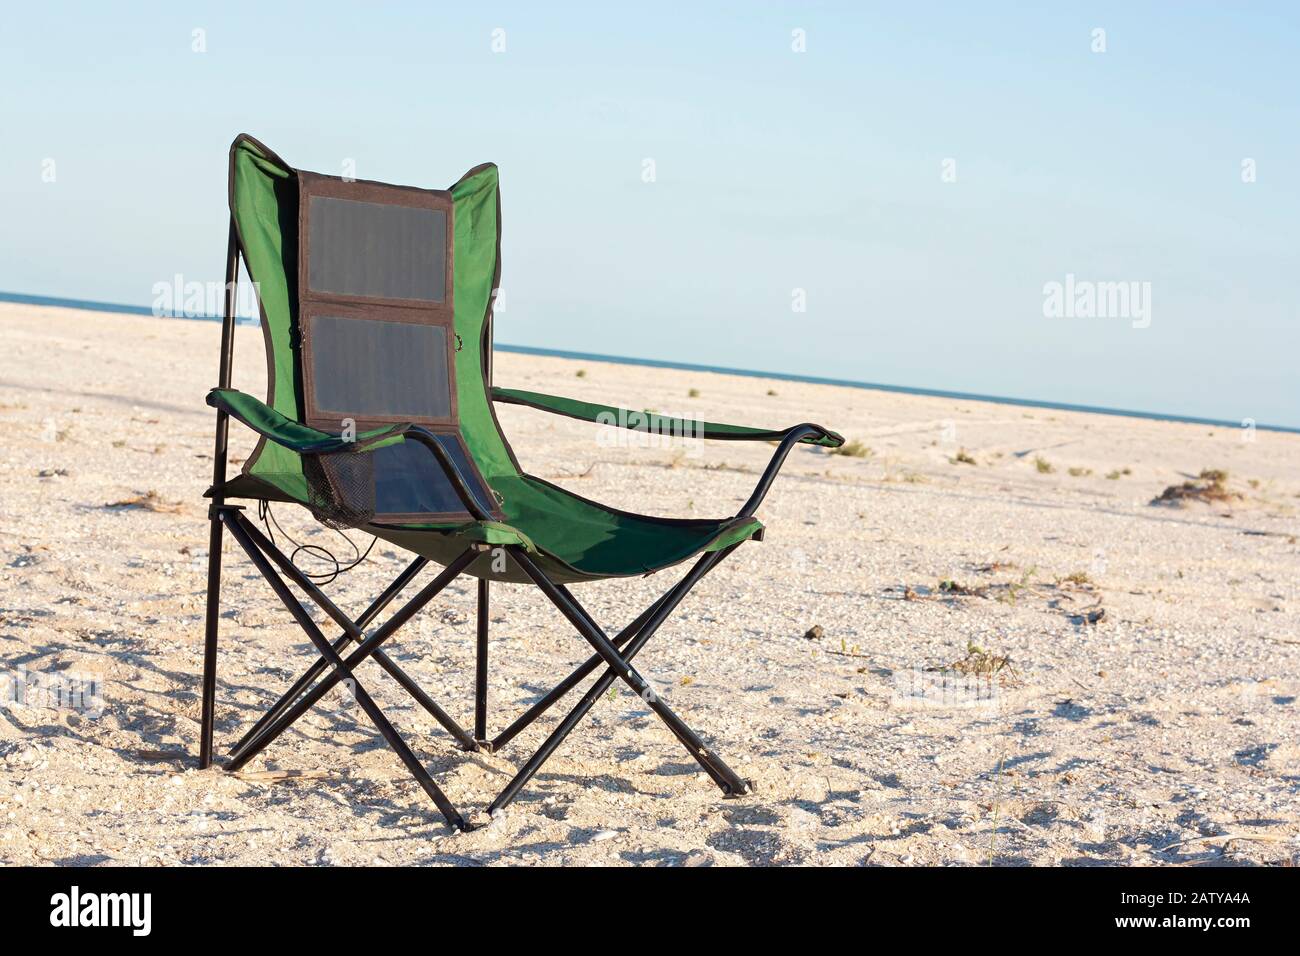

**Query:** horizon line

left=2, top=289, right=1295, bottom=436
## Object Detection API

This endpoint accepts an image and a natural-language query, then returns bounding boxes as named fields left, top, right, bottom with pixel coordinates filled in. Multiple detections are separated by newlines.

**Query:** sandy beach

left=1, top=301, right=1297, bottom=866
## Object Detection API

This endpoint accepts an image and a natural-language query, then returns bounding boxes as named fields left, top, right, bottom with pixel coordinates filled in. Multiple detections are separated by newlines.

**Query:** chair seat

left=214, top=471, right=761, bottom=583
left=366, top=473, right=760, bottom=583
left=490, top=474, right=761, bottom=576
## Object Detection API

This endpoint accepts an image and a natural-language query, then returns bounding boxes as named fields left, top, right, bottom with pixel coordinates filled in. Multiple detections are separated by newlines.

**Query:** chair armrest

left=206, top=388, right=408, bottom=454
left=738, top=424, right=825, bottom=517
left=491, top=386, right=844, bottom=449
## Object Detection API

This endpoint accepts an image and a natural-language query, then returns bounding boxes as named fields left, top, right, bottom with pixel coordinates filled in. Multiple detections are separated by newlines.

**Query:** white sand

left=1, top=302, right=1297, bottom=866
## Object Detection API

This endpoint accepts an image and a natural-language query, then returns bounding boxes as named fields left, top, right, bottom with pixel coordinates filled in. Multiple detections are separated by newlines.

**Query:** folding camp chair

left=199, top=134, right=844, bottom=830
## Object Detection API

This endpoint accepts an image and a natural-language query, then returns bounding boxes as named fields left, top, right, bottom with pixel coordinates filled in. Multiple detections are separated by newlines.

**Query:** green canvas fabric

left=448, top=164, right=520, bottom=483
left=221, top=135, right=767, bottom=582
left=493, top=386, right=845, bottom=448
left=437, top=474, right=758, bottom=568
left=484, top=475, right=761, bottom=574
left=446, top=519, right=537, bottom=553
left=230, top=139, right=304, bottom=498
left=370, top=481, right=762, bottom=584
left=208, top=388, right=408, bottom=453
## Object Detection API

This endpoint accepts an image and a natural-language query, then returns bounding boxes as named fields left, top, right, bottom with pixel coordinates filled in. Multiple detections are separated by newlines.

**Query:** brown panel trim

left=297, top=170, right=459, bottom=432
left=297, top=171, right=454, bottom=314
left=296, top=169, right=481, bottom=521
left=299, top=300, right=459, bottom=427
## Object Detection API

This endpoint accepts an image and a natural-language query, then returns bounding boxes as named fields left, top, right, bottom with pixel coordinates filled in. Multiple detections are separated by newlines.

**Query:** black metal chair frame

left=198, top=224, right=817, bottom=831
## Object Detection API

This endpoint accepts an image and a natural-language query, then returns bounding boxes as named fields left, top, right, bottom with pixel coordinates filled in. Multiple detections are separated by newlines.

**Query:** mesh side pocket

left=302, top=449, right=376, bottom=530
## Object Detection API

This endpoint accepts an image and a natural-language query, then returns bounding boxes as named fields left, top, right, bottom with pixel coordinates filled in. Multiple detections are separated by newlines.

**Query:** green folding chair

left=200, top=135, right=844, bottom=830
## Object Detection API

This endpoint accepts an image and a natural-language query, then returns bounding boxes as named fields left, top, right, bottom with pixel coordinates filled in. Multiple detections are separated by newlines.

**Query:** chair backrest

left=228, top=135, right=523, bottom=524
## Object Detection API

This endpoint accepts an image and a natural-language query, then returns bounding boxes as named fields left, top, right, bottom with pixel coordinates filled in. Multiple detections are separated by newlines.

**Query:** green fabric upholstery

left=231, top=138, right=305, bottom=495
left=381, top=474, right=762, bottom=580
left=492, top=386, right=845, bottom=448
left=448, top=164, right=519, bottom=485
left=217, top=134, right=825, bottom=582
left=445, top=520, right=538, bottom=553
left=208, top=388, right=408, bottom=454
left=369, top=483, right=762, bottom=584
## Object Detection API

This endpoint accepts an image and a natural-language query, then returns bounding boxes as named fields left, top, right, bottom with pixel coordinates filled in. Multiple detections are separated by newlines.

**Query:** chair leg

left=222, top=514, right=470, bottom=830
left=198, top=510, right=225, bottom=769
left=229, top=554, right=429, bottom=757
left=201, top=220, right=239, bottom=770
left=475, top=578, right=489, bottom=744
left=225, top=547, right=477, bottom=773
left=228, top=515, right=477, bottom=754
left=550, top=582, right=721, bottom=770
left=489, top=594, right=665, bottom=752
left=490, top=546, right=750, bottom=813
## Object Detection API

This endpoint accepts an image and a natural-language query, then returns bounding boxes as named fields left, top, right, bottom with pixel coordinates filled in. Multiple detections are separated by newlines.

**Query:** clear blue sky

left=3, top=3, right=1297, bottom=426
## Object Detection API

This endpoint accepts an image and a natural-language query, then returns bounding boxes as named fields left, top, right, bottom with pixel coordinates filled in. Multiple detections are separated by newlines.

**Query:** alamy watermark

left=1042, top=273, right=1151, bottom=329
left=891, top=667, right=1003, bottom=716
left=50, top=886, right=150, bottom=936
left=151, top=275, right=260, bottom=321
left=594, top=407, right=705, bottom=457
left=2, top=665, right=104, bottom=717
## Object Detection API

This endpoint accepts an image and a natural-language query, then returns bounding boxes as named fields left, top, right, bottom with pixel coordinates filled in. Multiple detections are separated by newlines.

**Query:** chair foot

left=690, top=744, right=751, bottom=797
left=723, top=778, right=757, bottom=798
left=474, top=739, right=494, bottom=754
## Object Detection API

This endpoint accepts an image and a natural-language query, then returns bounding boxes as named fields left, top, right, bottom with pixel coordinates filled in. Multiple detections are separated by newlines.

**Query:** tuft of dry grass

left=1067, top=466, right=1092, bottom=477
left=938, top=579, right=984, bottom=596
left=998, top=565, right=1040, bottom=605
left=928, top=642, right=1022, bottom=685
left=832, top=439, right=872, bottom=459
left=1034, top=456, right=1054, bottom=474
left=1152, top=468, right=1238, bottom=506
left=895, top=564, right=1103, bottom=626
left=950, top=448, right=977, bottom=465
left=105, top=490, right=183, bottom=513
left=688, top=387, right=700, bottom=398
